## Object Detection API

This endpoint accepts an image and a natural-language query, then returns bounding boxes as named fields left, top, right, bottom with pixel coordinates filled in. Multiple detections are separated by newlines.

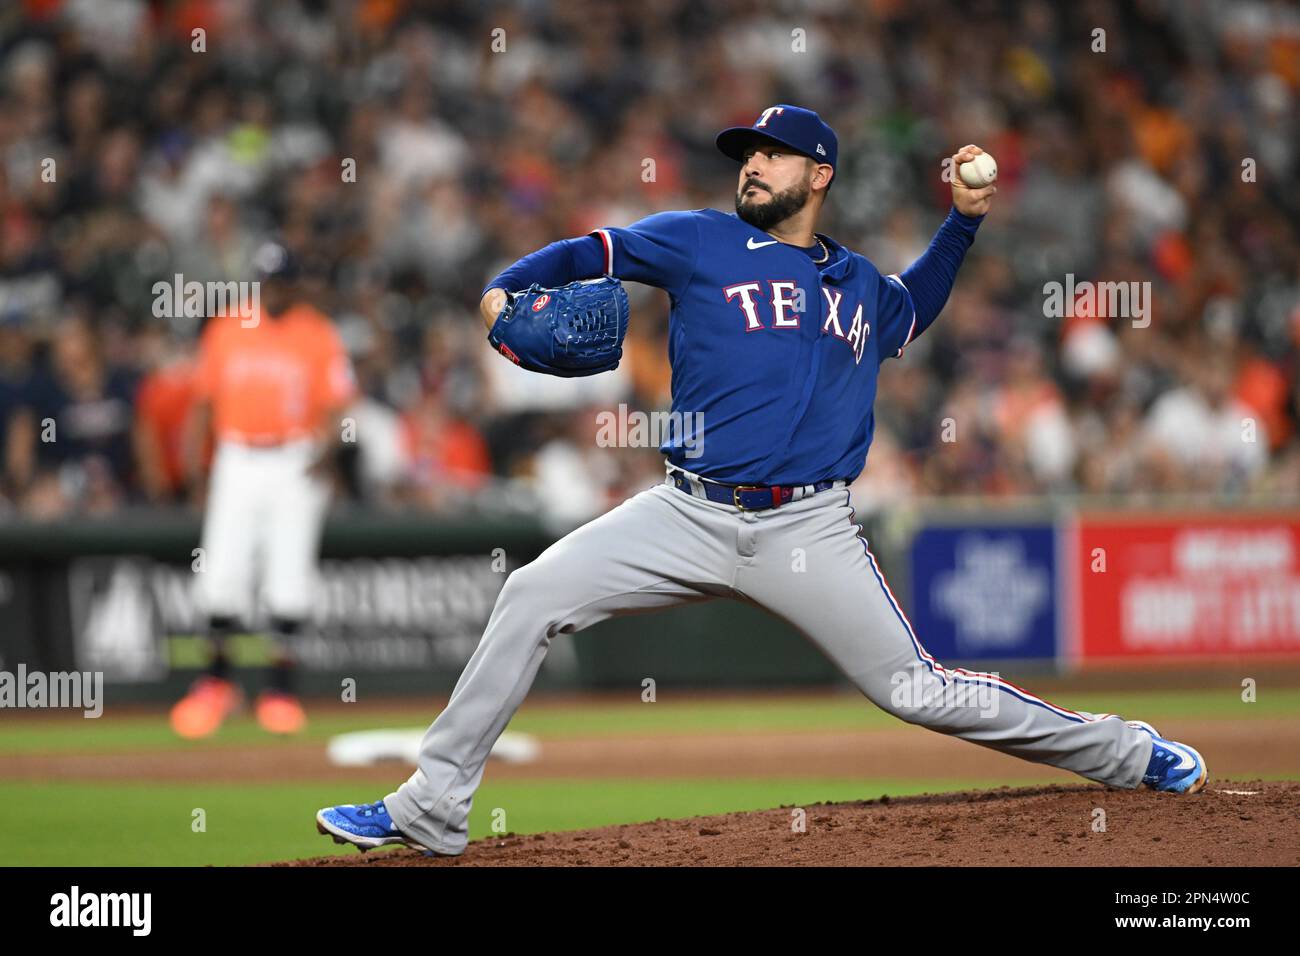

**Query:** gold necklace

left=764, top=234, right=831, bottom=263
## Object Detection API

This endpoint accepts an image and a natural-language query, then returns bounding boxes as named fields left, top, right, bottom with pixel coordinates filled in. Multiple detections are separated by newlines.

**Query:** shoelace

left=355, top=801, right=388, bottom=818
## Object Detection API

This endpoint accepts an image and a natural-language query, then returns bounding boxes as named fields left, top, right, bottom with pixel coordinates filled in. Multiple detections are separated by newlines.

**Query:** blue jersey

left=488, top=205, right=982, bottom=485
left=594, top=209, right=923, bottom=484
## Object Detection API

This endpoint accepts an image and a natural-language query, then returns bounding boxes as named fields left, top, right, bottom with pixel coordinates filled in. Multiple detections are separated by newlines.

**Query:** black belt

left=667, top=467, right=844, bottom=512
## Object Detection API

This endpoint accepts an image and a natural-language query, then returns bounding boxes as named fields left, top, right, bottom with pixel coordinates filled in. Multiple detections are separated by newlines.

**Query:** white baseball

left=958, top=152, right=998, bottom=188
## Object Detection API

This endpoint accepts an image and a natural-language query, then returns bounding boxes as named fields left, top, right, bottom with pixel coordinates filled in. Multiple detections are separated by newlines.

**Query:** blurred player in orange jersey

left=170, top=241, right=357, bottom=739
left=133, top=321, right=204, bottom=504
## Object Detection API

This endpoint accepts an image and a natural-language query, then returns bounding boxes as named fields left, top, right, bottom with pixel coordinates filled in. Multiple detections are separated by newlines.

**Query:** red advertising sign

left=1074, top=514, right=1300, bottom=659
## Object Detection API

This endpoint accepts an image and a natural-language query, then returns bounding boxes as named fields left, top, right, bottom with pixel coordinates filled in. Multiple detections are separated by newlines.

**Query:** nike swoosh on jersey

left=746, top=238, right=779, bottom=249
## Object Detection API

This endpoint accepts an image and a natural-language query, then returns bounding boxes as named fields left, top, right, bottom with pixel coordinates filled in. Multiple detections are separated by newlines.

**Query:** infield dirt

left=282, top=779, right=1300, bottom=867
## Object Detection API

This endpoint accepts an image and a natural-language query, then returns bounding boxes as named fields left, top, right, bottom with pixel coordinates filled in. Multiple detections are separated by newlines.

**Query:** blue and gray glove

left=486, top=278, right=630, bottom=378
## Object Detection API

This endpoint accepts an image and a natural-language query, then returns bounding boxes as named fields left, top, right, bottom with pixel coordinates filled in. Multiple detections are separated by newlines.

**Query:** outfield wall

left=1, top=502, right=1297, bottom=701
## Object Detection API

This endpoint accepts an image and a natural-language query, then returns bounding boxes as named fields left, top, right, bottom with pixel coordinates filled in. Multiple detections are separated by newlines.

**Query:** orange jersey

left=401, top=409, right=492, bottom=490
left=194, top=303, right=356, bottom=444
left=137, top=357, right=202, bottom=490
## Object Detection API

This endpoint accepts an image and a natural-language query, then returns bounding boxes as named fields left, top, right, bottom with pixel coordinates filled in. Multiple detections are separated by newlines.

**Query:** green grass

left=1, top=687, right=1295, bottom=755
left=8, top=770, right=1298, bottom=867
left=2, top=685, right=1298, bottom=865
left=0, top=777, right=1041, bottom=867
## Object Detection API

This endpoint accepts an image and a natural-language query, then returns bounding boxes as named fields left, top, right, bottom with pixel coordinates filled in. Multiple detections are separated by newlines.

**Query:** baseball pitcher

left=317, top=105, right=1207, bottom=855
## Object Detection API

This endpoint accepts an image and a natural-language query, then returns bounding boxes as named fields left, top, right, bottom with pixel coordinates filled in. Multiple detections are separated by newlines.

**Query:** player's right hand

left=480, top=288, right=508, bottom=331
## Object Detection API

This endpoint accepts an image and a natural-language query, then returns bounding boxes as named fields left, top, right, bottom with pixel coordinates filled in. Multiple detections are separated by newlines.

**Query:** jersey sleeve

left=590, top=210, right=700, bottom=300
left=874, top=270, right=919, bottom=361
left=877, top=207, right=983, bottom=361
left=483, top=236, right=607, bottom=298
left=135, top=372, right=162, bottom=420
left=315, top=323, right=358, bottom=410
left=191, top=318, right=225, bottom=400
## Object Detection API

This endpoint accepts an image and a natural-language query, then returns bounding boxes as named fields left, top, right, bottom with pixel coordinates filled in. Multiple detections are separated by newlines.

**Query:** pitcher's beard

left=736, top=180, right=811, bottom=231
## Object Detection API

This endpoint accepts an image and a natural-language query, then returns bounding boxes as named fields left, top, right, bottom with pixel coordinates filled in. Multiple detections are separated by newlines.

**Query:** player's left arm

left=307, top=324, right=360, bottom=479
left=479, top=236, right=608, bottom=329
left=132, top=379, right=170, bottom=503
left=878, top=145, right=996, bottom=359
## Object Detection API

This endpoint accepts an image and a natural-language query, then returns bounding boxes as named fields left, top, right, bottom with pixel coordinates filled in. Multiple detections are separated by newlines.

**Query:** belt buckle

left=732, top=484, right=766, bottom=511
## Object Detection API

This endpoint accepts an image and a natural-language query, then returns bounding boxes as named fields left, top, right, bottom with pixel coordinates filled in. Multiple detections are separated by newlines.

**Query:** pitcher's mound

left=276, top=779, right=1300, bottom=867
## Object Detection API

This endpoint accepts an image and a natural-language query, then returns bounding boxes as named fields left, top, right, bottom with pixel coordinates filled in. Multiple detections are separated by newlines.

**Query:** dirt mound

left=278, top=779, right=1300, bottom=867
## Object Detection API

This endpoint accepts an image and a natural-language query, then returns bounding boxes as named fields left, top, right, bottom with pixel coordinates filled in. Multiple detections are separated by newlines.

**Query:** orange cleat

left=170, top=676, right=242, bottom=739
left=255, top=690, right=307, bottom=735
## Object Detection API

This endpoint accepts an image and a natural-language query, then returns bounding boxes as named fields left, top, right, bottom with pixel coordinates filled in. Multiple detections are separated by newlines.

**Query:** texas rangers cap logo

left=715, top=104, right=839, bottom=173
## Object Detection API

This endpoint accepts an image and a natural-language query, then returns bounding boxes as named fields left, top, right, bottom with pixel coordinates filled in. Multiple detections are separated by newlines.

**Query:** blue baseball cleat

left=315, top=799, right=432, bottom=853
left=1131, top=724, right=1209, bottom=794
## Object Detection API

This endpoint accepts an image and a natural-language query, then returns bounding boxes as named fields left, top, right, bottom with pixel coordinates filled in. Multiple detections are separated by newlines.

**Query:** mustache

left=740, top=178, right=772, bottom=195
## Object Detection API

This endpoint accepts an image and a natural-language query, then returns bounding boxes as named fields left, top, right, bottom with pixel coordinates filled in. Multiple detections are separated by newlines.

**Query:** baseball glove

left=486, top=278, right=630, bottom=377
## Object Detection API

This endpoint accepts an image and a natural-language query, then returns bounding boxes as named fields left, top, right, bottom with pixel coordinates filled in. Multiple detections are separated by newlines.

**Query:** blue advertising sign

left=908, top=525, right=1058, bottom=661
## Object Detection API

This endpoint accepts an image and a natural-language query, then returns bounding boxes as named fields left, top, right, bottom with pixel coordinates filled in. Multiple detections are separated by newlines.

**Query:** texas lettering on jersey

left=723, top=280, right=870, bottom=365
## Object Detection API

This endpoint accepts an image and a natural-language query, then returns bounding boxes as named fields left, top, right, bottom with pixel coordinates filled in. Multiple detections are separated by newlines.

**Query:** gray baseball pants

left=385, top=475, right=1153, bottom=855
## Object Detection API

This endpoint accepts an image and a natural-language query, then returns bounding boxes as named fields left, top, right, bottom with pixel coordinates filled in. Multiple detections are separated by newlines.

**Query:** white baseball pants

left=198, top=438, right=330, bottom=623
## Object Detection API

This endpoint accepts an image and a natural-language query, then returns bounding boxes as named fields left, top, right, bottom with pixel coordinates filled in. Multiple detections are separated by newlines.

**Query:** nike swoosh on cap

left=746, top=238, right=779, bottom=249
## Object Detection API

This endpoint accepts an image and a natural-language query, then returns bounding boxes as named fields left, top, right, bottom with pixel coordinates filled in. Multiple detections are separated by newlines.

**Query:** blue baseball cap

left=716, top=104, right=838, bottom=172
left=251, top=239, right=300, bottom=281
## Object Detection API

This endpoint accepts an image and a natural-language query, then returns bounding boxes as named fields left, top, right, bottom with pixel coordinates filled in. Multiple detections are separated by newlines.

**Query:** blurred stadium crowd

left=0, top=0, right=1297, bottom=523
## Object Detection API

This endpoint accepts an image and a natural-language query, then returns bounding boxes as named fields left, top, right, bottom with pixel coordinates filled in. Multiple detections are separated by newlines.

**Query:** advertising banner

left=908, top=525, right=1058, bottom=661
left=1074, top=514, right=1300, bottom=660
